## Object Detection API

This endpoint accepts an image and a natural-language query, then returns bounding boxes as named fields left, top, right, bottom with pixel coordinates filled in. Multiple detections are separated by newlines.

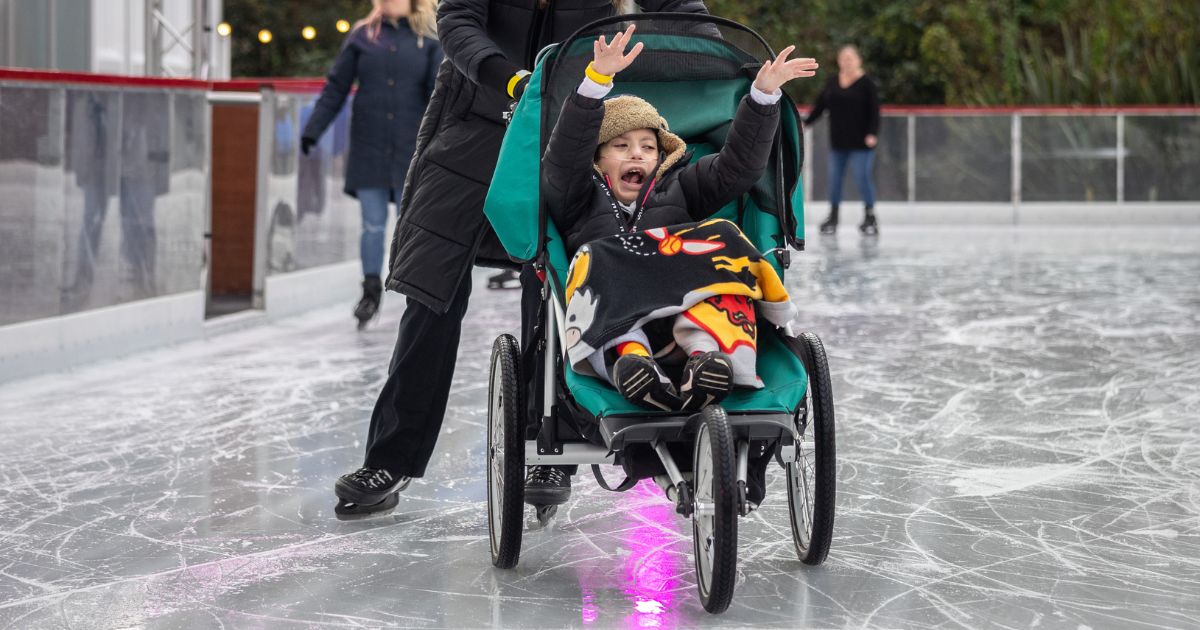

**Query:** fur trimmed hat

left=597, top=95, right=687, bottom=178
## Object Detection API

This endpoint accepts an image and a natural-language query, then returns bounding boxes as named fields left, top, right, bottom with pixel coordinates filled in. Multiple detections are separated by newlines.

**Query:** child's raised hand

left=753, top=46, right=819, bottom=94
left=592, top=25, right=644, bottom=77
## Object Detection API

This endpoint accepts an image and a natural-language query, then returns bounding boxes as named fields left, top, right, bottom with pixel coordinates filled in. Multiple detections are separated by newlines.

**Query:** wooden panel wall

left=209, top=104, right=258, bottom=296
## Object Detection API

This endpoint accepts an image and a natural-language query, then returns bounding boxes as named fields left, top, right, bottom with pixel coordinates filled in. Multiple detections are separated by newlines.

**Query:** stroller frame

left=483, top=13, right=837, bottom=614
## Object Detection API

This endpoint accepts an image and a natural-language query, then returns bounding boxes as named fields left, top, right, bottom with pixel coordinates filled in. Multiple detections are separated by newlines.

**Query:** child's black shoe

left=613, top=354, right=681, bottom=411
left=679, top=351, right=734, bottom=411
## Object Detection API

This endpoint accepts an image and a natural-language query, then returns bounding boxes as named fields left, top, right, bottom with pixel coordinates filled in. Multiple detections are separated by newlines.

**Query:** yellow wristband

left=506, top=70, right=531, bottom=98
left=585, top=62, right=614, bottom=85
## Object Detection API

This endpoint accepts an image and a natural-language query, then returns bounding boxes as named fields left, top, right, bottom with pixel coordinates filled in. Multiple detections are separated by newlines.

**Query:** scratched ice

left=0, top=226, right=1197, bottom=629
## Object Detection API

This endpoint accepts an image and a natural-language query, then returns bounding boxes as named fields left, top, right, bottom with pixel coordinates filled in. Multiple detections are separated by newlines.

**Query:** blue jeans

left=828, top=149, right=877, bottom=209
left=357, top=188, right=397, bottom=277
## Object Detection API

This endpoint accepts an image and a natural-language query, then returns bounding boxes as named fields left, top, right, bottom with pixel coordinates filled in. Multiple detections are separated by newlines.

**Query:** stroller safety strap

left=592, top=464, right=638, bottom=492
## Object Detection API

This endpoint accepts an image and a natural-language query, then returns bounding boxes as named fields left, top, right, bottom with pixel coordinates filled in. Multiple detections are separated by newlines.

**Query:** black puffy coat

left=543, top=89, right=780, bottom=256
left=303, top=19, right=442, bottom=195
left=387, top=0, right=709, bottom=313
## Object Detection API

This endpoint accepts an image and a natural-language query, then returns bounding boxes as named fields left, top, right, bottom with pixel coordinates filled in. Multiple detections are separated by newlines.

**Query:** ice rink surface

left=1, top=226, right=1197, bottom=629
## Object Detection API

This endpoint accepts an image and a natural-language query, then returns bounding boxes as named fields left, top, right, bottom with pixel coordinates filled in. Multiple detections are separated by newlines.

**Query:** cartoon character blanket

left=563, top=218, right=797, bottom=386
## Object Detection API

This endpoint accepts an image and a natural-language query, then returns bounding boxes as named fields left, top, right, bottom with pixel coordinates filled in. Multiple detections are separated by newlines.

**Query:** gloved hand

left=301, top=136, right=316, bottom=155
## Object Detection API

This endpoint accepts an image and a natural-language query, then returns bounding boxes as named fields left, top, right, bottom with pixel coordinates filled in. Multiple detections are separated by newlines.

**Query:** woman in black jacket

left=302, top=0, right=443, bottom=327
left=804, top=44, right=881, bottom=236
left=334, top=0, right=711, bottom=519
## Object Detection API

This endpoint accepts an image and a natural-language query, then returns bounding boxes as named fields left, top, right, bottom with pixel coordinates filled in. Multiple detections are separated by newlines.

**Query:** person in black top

left=804, top=45, right=881, bottom=235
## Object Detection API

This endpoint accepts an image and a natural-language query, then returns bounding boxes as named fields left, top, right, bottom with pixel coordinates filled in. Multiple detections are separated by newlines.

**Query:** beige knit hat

left=597, top=95, right=687, bottom=178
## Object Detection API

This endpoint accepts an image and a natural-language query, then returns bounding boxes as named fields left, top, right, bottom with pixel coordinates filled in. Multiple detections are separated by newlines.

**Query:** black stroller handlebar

left=550, top=12, right=780, bottom=81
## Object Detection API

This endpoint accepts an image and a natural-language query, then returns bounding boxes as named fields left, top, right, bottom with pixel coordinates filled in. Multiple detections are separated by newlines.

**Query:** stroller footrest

left=599, top=412, right=797, bottom=451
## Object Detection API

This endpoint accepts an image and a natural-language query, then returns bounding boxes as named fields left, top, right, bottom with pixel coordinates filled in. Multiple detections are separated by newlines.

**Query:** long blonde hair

left=357, top=0, right=439, bottom=48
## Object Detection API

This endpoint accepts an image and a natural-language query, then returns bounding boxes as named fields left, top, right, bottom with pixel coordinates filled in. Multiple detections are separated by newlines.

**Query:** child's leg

left=673, top=296, right=761, bottom=408
left=673, top=296, right=758, bottom=361
left=585, top=329, right=653, bottom=385
left=586, top=329, right=681, bottom=412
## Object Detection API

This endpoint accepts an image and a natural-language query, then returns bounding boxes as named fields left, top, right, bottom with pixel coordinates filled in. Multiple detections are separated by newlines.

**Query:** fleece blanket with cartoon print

left=562, top=218, right=797, bottom=384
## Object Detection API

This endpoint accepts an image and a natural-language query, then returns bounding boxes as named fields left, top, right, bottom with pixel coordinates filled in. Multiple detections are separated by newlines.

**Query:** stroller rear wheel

left=787, top=332, right=836, bottom=565
left=692, top=405, right=738, bottom=614
left=487, top=334, right=526, bottom=569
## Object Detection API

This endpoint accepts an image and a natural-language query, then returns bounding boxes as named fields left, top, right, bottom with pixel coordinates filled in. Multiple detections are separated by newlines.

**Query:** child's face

left=596, top=129, right=660, bottom=204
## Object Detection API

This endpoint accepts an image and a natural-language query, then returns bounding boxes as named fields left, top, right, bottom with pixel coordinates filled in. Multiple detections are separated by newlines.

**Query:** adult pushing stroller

left=481, top=14, right=836, bottom=614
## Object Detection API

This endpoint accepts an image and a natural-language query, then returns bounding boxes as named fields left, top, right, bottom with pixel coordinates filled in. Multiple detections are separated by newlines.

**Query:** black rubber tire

left=788, top=331, right=837, bottom=565
left=487, top=334, right=526, bottom=569
left=692, top=405, right=739, bottom=614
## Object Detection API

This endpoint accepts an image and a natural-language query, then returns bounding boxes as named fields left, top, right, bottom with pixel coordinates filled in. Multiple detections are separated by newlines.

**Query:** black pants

left=362, top=269, right=574, bottom=478
left=363, top=273, right=473, bottom=477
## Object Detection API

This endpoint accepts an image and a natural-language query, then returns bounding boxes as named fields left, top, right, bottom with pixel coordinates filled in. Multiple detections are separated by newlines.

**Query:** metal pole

left=192, top=0, right=203, bottom=78
left=543, top=293, right=558, bottom=417
left=252, top=88, right=274, bottom=310
left=906, top=114, right=916, bottom=203
left=4, top=1, right=11, bottom=66
left=47, top=0, right=57, bottom=69
left=144, top=0, right=158, bottom=76
left=1011, top=114, right=1021, bottom=225
left=1116, top=113, right=1125, bottom=204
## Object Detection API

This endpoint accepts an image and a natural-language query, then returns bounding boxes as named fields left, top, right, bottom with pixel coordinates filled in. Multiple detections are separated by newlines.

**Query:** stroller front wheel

left=692, top=405, right=738, bottom=614
left=487, top=334, right=526, bottom=569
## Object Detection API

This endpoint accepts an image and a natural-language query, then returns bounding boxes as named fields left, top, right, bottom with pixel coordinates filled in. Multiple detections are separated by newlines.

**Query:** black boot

left=334, top=466, right=412, bottom=520
left=354, top=275, right=383, bottom=329
left=679, top=351, right=734, bottom=411
left=859, top=208, right=879, bottom=236
left=524, top=465, right=572, bottom=506
left=487, top=269, right=521, bottom=290
left=613, top=354, right=682, bottom=412
left=819, top=204, right=839, bottom=235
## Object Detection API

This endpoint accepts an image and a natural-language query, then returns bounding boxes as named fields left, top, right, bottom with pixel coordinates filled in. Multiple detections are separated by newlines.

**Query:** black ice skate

left=333, top=466, right=411, bottom=520
left=859, top=213, right=879, bottom=236
left=819, top=206, right=839, bottom=235
left=679, top=351, right=734, bottom=411
left=612, top=354, right=682, bottom=412
left=354, top=275, right=383, bottom=329
left=524, top=465, right=572, bottom=507
left=486, top=269, right=521, bottom=290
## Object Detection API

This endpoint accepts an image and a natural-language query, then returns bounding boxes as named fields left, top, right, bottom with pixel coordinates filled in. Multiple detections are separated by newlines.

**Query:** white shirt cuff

left=577, top=76, right=614, bottom=100
left=750, top=85, right=782, bottom=105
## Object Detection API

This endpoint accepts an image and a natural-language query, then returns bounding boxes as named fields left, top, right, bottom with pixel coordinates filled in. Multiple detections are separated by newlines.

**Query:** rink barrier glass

left=0, top=78, right=208, bottom=327
left=802, top=106, right=1200, bottom=206
left=261, top=88, right=359, bottom=276
left=0, top=70, right=365, bottom=329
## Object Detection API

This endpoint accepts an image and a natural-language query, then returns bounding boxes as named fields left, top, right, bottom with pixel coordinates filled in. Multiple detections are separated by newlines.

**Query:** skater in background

left=301, top=0, right=443, bottom=328
left=804, top=44, right=881, bottom=236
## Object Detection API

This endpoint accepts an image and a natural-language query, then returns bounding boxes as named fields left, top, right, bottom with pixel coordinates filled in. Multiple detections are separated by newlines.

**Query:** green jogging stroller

left=481, top=14, right=836, bottom=614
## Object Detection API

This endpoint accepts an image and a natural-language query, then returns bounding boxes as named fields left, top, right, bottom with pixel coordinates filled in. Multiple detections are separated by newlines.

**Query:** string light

left=216, top=22, right=232, bottom=37
left=336, top=19, right=351, bottom=33
left=302, top=26, right=316, bottom=40
left=258, top=29, right=272, bottom=44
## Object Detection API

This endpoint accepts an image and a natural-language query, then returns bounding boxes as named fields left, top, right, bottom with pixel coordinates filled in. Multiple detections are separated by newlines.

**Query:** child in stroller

left=542, top=25, right=818, bottom=412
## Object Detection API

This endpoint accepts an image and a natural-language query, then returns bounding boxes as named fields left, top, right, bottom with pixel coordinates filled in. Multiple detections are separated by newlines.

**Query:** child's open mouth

left=620, top=166, right=646, bottom=186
